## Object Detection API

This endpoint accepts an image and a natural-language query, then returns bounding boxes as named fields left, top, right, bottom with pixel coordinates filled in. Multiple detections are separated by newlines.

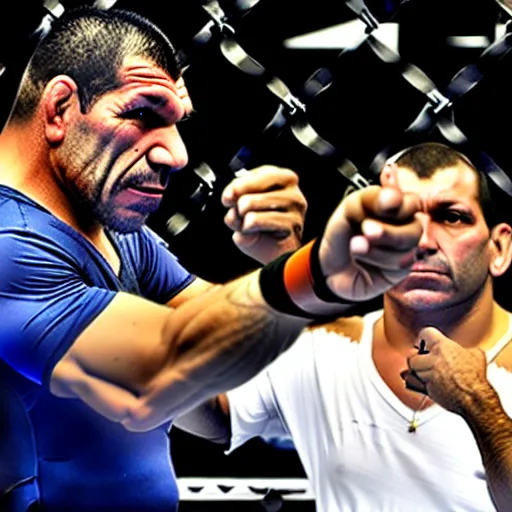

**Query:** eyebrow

left=127, top=92, right=186, bottom=123
left=426, top=199, right=478, bottom=216
left=138, top=93, right=170, bottom=108
left=431, top=199, right=466, bottom=207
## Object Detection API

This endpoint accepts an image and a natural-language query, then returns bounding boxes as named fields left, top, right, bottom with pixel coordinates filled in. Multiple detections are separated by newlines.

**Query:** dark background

left=3, top=0, right=512, bottom=507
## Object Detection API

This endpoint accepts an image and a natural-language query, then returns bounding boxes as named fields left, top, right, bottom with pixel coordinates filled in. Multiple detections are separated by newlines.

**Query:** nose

left=416, top=213, right=438, bottom=259
left=147, top=125, right=189, bottom=174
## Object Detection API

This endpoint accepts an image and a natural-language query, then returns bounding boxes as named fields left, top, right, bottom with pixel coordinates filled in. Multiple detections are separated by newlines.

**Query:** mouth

left=112, top=183, right=165, bottom=216
left=125, top=185, right=165, bottom=198
left=410, top=264, right=448, bottom=276
left=410, top=269, right=446, bottom=275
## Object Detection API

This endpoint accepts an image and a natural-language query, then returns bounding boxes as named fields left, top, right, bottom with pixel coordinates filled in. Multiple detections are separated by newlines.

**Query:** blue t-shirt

left=0, top=185, right=195, bottom=511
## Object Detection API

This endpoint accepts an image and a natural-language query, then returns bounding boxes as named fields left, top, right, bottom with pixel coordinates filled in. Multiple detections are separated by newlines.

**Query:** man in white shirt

left=176, top=142, right=512, bottom=511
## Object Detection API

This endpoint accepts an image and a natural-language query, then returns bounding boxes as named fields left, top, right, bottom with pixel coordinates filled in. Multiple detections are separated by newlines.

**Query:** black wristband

left=259, top=252, right=315, bottom=318
left=309, top=237, right=348, bottom=303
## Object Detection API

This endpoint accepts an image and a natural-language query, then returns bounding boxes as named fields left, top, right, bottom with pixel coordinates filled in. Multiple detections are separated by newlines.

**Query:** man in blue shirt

left=0, top=6, right=424, bottom=511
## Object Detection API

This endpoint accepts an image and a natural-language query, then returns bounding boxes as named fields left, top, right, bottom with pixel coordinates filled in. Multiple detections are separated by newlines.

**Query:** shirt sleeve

left=226, top=333, right=314, bottom=454
left=127, top=226, right=195, bottom=304
left=0, top=230, right=116, bottom=387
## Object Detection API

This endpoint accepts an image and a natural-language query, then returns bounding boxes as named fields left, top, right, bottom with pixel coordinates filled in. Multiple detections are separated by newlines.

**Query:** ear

left=41, top=75, right=79, bottom=145
left=489, top=223, right=512, bottom=277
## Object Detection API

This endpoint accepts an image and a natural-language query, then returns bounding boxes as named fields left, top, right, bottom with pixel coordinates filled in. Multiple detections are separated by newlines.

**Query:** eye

left=436, top=209, right=470, bottom=225
left=120, top=107, right=163, bottom=128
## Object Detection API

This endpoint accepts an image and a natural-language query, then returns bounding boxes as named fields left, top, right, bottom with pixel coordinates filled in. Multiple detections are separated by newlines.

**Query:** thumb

left=417, top=326, right=447, bottom=352
left=233, top=232, right=260, bottom=248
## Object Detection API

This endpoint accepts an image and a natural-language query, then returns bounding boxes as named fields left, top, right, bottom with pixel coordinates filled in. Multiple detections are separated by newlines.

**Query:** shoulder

left=493, top=342, right=512, bottom=373
left=491, top=310, right=512, bottom=373
left=0, top=187, right=88, bottom=259
left=0, top=226, right=75, bottom=270
left=114, top=226, right=179, bottom=262
left=305, top=314, right=367, bottom=344
left=117, top=225, right=169, bottom=246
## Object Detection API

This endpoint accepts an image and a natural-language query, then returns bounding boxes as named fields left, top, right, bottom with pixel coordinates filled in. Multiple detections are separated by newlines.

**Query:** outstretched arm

left=176, top=178, right=424, bottom=439
left=50, top=178, right=421, bottom=432
left=51, top=273, right=307, bottom=432
left=405, top=328, right=512, bottom=511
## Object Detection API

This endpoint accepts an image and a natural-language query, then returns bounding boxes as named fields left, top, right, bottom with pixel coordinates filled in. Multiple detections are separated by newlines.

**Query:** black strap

left=366, top=19, right=512, bottom=196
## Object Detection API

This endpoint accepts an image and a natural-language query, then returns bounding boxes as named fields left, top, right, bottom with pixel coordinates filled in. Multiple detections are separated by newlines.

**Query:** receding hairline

left=395, top=160, right=482, bottom=198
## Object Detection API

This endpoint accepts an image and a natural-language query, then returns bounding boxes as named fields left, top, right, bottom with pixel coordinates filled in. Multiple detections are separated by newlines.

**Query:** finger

left=407, top=353, right=435, bottom=373
left=224, top=207, right=243, bottom=232
left=360, top=217, right=423, bottom=251
left=341, top=185, right=384, bottom=226
left=417, top=326, right=445, bottom=352
left=360, top=187, right=421, bottom=224
left=239, top=211, right=300, bottom=238
left=221, top=167, right=300, bottom=208
left=236, top=190, right=307, bottom=218
left=343, top=187, right=421, bottom=231
left=241, top=166, right=300, bottom=190
left=380, top=163, right=399, bottom=187
left=232, top=232, right=261, bottom=248
left=351, top=244, right=417, bottom=271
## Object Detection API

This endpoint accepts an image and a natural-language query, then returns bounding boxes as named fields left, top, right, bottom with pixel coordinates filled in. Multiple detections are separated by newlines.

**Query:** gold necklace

left=408, top=395, right=429, bottom=433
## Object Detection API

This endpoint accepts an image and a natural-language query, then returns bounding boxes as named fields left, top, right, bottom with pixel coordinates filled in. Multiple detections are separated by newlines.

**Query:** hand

left=403, top=327, right=490, bottom=416
left=221, top=166, right=307, bottom=264
left=317, top=165, right=423, bottom=302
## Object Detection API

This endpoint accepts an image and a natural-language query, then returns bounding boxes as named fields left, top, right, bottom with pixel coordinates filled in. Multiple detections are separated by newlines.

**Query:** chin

left=389, top=289, right=455, bottom=311
left=110, top=218, right=147, bottom=233
left=100, top=210, right=148, bottom=233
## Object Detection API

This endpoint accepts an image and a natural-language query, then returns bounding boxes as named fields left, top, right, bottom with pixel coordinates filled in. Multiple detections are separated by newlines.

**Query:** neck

left=381, top=283, right=509, bottom=354
left=0, top=122, right=103, bottom=241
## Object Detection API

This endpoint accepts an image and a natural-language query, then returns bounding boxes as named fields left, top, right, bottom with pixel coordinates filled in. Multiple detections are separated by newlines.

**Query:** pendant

left=408, top=418, right=418, bottom=433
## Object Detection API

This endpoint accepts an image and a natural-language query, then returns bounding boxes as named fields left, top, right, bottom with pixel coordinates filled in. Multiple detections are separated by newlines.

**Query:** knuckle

left=282, top=167, right=299, bottom=181
left=237, top=196, right=252, bottom=215
left=294, top=198, right=308, bottom=214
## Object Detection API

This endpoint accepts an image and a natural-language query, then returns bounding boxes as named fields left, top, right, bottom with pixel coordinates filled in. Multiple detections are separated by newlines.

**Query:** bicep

left=167, top=277, right=218, bottom=307
left=51, top=292, right=173, bottom=402
left=50, top=355, right=143, bottom=423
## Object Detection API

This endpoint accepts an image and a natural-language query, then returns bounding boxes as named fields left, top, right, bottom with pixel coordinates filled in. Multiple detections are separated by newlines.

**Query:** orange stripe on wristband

left=283, top=239, right=316, bottom=310
left=283, top=239, right=352, bottom=316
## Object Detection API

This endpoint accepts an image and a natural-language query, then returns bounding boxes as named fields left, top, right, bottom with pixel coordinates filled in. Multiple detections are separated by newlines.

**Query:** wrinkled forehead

left=394, top=163, right=480, bottom=202
left=117, top=56, right=193, bottom=113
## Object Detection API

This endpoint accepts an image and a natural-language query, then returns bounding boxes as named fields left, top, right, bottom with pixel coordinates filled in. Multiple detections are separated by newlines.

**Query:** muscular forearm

left=123, top=271, right=309, bottom=431
left=463, top=384, right=512, bottom=511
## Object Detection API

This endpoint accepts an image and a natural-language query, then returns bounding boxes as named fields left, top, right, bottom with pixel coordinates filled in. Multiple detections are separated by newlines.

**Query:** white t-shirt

left=227, top=310, right=512, bottom=512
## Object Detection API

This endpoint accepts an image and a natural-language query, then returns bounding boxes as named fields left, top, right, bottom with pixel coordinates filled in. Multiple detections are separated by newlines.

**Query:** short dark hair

left=9, top=6, right=182, bottom=122
left=394, top=142, right=499, bottom=229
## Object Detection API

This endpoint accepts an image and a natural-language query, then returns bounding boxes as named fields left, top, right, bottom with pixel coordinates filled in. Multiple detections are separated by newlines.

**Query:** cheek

left=446, top=237, right=491, bottom=279
left=88, top=126, right=141, bottom=175
left=99, top=126, right=138, bottom=155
